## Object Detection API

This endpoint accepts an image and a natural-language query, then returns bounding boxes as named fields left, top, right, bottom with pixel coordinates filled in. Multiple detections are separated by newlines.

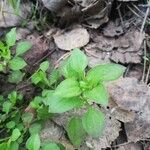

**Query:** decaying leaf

left=0, top=1, right=31, bottom=27
left=16, top=28, right=31, bottom=41
left=107, top=77, right=149, bottom=112
left=41, top=0, right=68, bottom=12
left=53, top=27, right=90, bottom=50
left=85, top=27, right=144, bottom=66
left=125, top=87, right=150, bottom=142
left=118, top=142, right=143, bottom=150
left=40, top=120, right=74, bottom=150
left=81, top=0, right=113, bottom=29
left=24, top=34, right=50, bottom=69
left=102, top=21, right=124, bottom=37
left=108, top=99, right=135, bottom=123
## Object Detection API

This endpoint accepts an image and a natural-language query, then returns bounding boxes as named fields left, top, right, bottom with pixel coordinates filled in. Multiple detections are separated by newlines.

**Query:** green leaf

left=9, top=57, right=27, bottom=70
left=29, top=123, right=42, bottom=135
left=1, top=47, right=11, bottom=60
left=8, top=91, right=17, bottom=105
left=37, top=106, right=51, bottom=120
left=49, top=69, right=60, bottom=85
left=0, top=41, right=5, bottom=51
left=86, top=63, right=126, bottom=85
left=67, top=117, right=86, bottom=147
left=26, top=134, right=41, bottom=150
left=55, top=78, right=81, bottom=98
left=6, top=28, right=16, bottom=47
left=0, top=142, right=7, bottom=150
left=29, top=96, right=42, bottom=109
left=83, top=84, right=108, bottom=106
left=39, top=61, right=49, bottom=72
left=22, top=112, right=33, bottom=124
left=8, top=70, right=25, bottom=84
left=82, top=108, right=105, bottom=138
left=2, top=101, right=12, bottom=114
left=16, top=41, right=32, bottom=56
left=6, top=121, right=16, bottom=129
left=11, top=128, right=21, bottom=141
left=60, top=58, right=78, bottom=79
left=31, top=71, right=49, bottom=86
left=8, top=141, right=19, bottom=150
left=69, top=48, right=88, bottom=77
left=60, top=49, right=88, bottom=79
left=46, top=95, right=83, bottom=113
left=41, top=143, right=60, bottom=150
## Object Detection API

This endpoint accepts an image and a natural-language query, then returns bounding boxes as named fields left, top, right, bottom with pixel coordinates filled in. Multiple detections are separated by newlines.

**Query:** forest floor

left=0, top=0, right=150, bottom=150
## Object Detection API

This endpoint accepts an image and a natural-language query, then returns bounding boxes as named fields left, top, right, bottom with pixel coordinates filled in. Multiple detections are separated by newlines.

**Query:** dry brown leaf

left=108, top=77, right=149, bottom=112
left=0, top=1, right=31, bottom=27
left=125, top=89, right=150, bottom=142
left=16, top=28, right=31, bottom=41
left=117, top=142, right=143, bottom=150
left=102, top=21, right=124, bottom=37
left=40, top=120, right=74, bottom=150
left=53, top=27, right=90, bottom=50
left=85, top=27, right=144, bottom=65
left=108, top=99, right=135, bottom=123
left=41, top=0, right=68, bottom=12
left=24, top=34, right=50, bottom=66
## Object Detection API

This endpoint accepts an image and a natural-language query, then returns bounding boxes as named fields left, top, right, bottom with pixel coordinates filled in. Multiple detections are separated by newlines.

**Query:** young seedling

left=44, top=48, right=125, bottom=147
left=0, top=28, right=32, bottom=84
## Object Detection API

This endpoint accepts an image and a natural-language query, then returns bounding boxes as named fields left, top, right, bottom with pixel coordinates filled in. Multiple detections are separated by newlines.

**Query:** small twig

left=117, top=3, right=124, bottom=27
left=145, top=64, right=150, bottom=84
left=33, top=49, right=56, bottom=66
left=84, top=48, right=99, bottom=58
left=127, top=5, right=143, bottom=19
left=112, top=141, right=131, bottom=148
left=54, top=52, right=70, bottom=68
left=142, top=40, right=147, bottom=82
left=140, top=5, right=150, bottom=33
left=132, top=3, right=150, bottom=22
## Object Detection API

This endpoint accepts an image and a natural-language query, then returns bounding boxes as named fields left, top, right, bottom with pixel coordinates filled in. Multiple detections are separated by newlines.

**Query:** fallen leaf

left=0, top=1, right=31, bottom=27
left=85, top=27, right=144, bottom=65
left=42, top=0, right=68, bottom=12
left=53, top=27, right=90, bottom=50
left=107, top=77, right=149, bottom=112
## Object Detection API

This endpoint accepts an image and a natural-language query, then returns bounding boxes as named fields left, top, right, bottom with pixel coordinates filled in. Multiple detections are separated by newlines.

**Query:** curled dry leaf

left=53, top=27, right=90, bottom=50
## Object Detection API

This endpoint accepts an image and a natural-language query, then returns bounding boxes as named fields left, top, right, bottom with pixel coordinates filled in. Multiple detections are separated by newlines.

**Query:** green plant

left=43, top=48, right=125, bottom=147
left=0, top=28, right=125, bottom=149
left=0, top=28, right=32, bottom=83
left=31, top=60, right=60, bottom=89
